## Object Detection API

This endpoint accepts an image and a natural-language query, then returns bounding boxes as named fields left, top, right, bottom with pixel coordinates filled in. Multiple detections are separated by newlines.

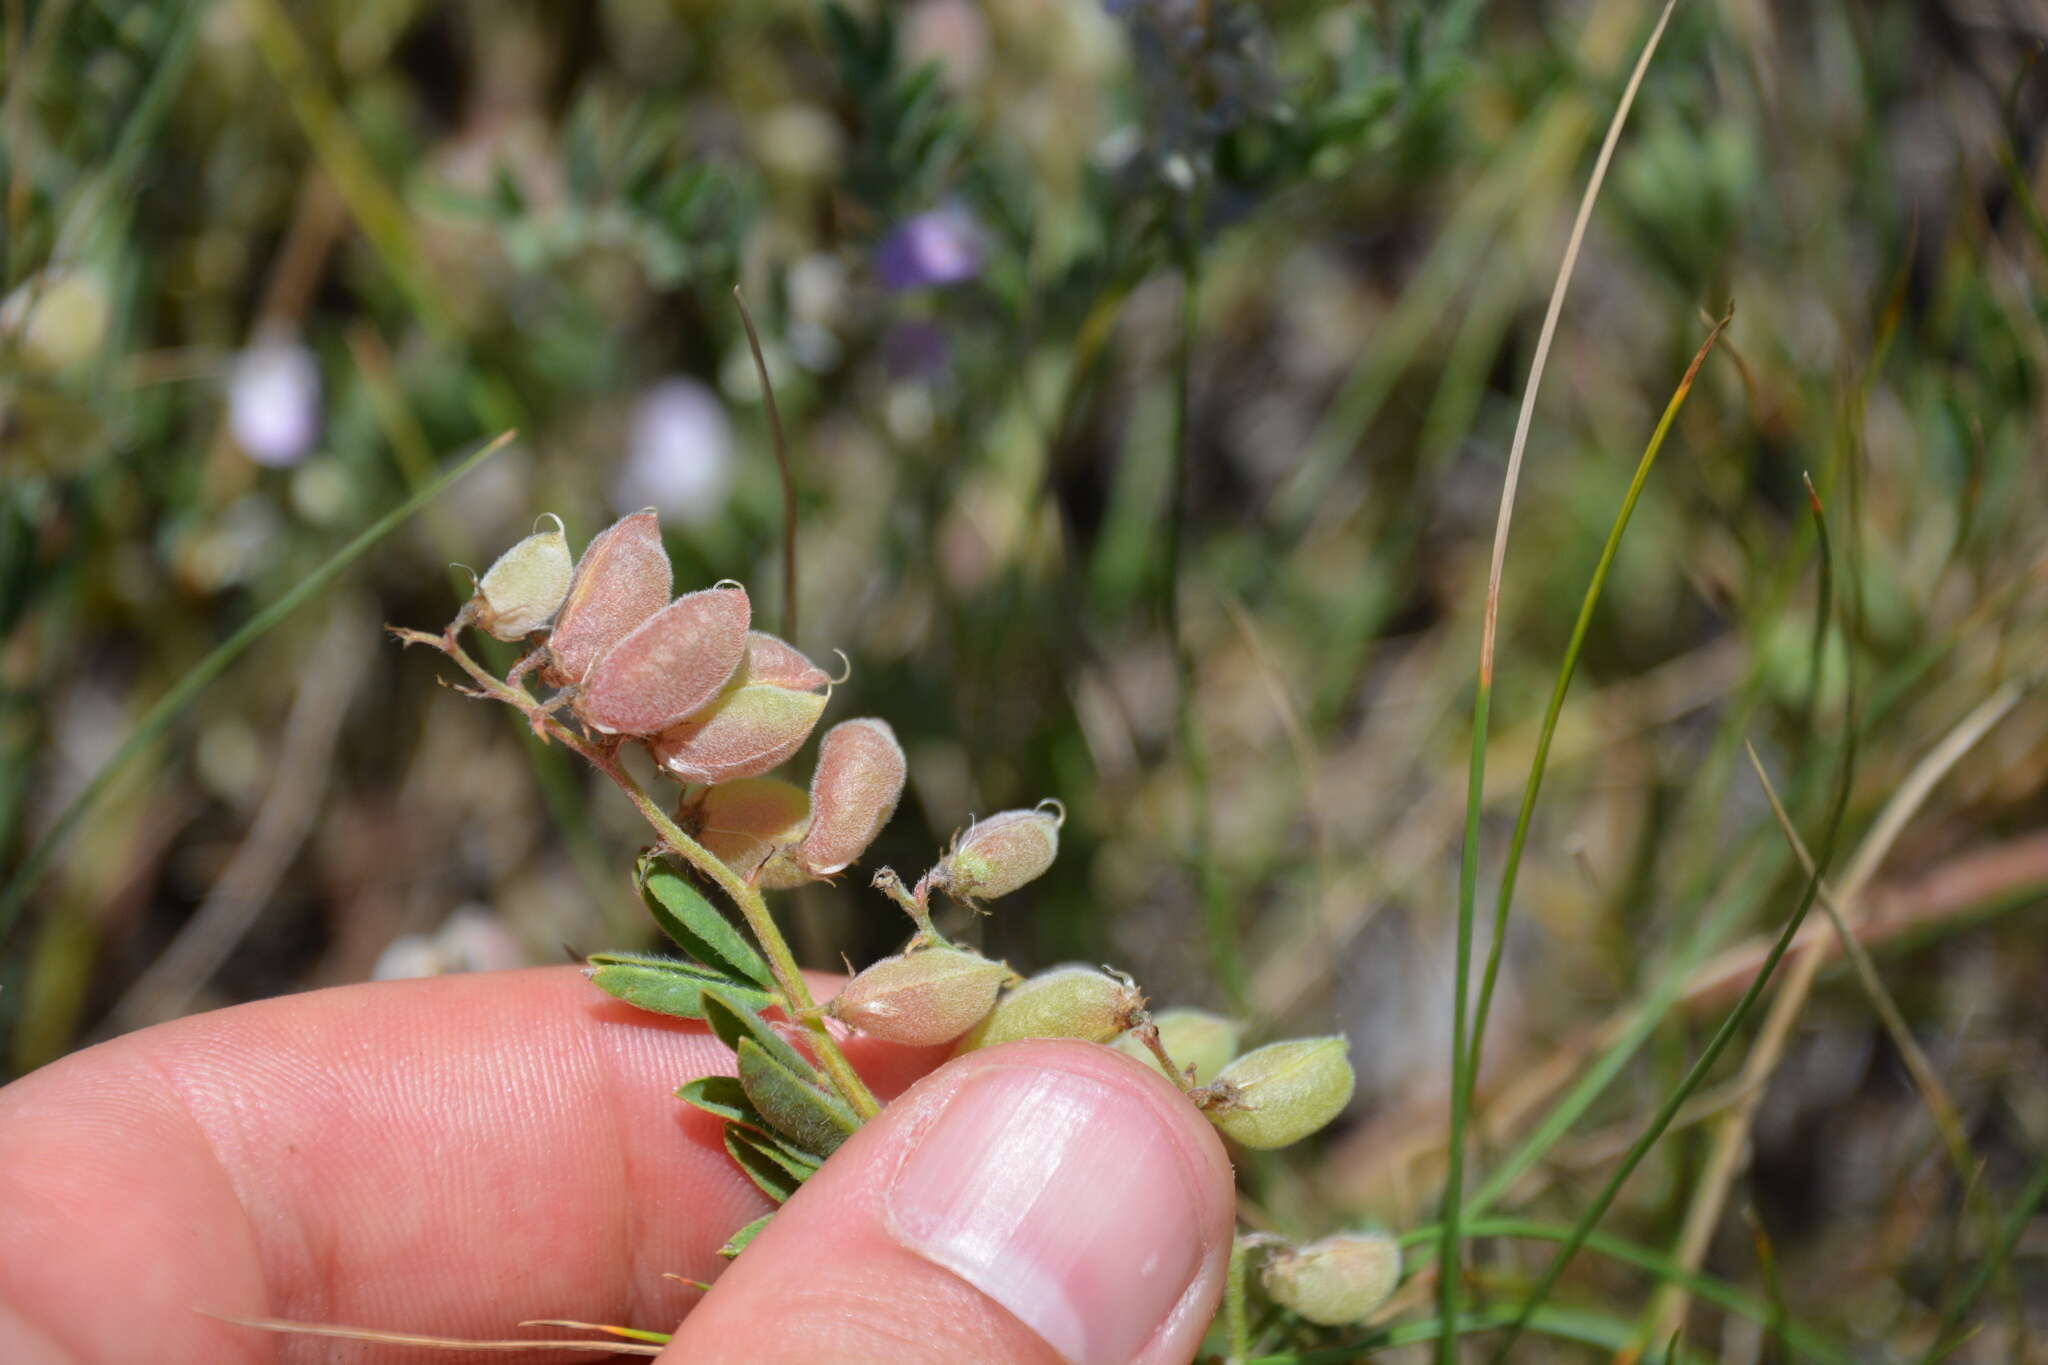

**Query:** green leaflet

left=724, top=1125, right=820, bottom=1204
left=719, top=1213, right=773, bottom=1261
left=737, top=1037, right=857, bottom=1158
left=587, top=953, right=774, bottom=1020
left=675, top=1075, right=767, bottom=1132
left=701, top=987, right=818, bottom=1083
left=637, top=854, right=773, bottom=989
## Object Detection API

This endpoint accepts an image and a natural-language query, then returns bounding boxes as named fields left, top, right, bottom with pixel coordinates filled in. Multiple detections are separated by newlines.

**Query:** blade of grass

left=1482, top=476, right=1855, bottom=1363
left=732, top=286, right=799, bottom=642
left=0, top=430, right=515, bottom=950
left=1643, top=678, right=2025, bottom=1350
left=1439, top=4, right=1677, bottom=1351
left=1466, top=309, right=1729, bottom=1084
left=1924, top=1146, right=2048, bottom=1361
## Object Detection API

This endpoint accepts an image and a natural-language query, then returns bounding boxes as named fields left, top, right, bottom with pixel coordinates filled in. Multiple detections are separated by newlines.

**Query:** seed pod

left=957, top=964, right=1143, bottom=1052
left=471, top=521, right=574, bottom=640
left=651, top=681, right=829, bottom=784
left=1205, top=1037, right=1354, bottom=1150
left=931, top=804, right=1060, bottom=902
left=826, top=947, right=1013, bottom=1047
left=1114, top=1007, right=1243, bottom=1085
left=540, top=511, right=673, bottom=687
left=575, top=585, right=751, bottom=736
left=690, top=777, right=811, bottom=881
left=743, top=632, right=832, bottom=692
left=1260, top=1231, right=1401, bottom=1326
left=797, top=719, right=906, bottom=878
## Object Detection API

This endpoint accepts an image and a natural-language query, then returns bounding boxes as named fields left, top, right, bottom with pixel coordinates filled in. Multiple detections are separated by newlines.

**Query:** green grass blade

left=1483, top=478, right=1856, bottom=1363
left=1923, top=1147, right=2048, bottom=1361
left=0, top=431, right=514, bottom=948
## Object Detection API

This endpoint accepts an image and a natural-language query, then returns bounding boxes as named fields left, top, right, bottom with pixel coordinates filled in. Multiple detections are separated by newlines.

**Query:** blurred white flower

left=613, top=377, right=734, bottom=524
left=371, top=905, right=528, bottom=980
left=228, top=339, right=321, bottom=468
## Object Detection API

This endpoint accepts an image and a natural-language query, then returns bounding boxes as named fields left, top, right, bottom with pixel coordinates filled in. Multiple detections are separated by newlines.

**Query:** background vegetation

left=4, top=0, right=2046, bottom=1359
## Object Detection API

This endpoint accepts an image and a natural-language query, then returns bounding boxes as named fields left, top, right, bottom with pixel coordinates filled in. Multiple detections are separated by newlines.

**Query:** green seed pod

left=1260, top=1231, right=1401, bottom=1326
left=651, top=680, right=829, bottom=784
left=576, top=584, right=751, bottom=736
left=472, top=520, right=573, bottom=640
left=932, top=803, right=1061, bottom=902
left=826, top=947, right=1013, bottom=1047
left=1205, top=1037, right=1354, bottom=1150
left=1114, top=1007, right=1243, bottom=1085
left=690, top=777, right=811, bottom=881
left=541, top=511, right=673, bottom=687
left=957, top=964, right=1143, bottom=1052
left=798, top=718, right=906, bottom=878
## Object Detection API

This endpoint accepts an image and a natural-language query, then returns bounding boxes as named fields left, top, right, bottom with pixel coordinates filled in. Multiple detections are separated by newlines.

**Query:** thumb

left=660, top=1039, right=1237, bottom=1365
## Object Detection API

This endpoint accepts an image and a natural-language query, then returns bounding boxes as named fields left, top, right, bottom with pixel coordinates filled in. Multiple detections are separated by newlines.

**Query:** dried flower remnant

left=687, top=777, right=812, bottom=882
left=1202, top=1037, right=1355, bottom=1150
left=538, top=511, right=673, bottom=688
left=576, top=585, right=751, bottom=736
left=797, top=719, right=906, bottom=878
left=1261, top=1232, right=1401, bottom=1326
left=930, top=804, right=1062, bottom=902
left=958, top=964, right=1144, bottom=1051
left=470, top=519, right=573, bottom=641
left=826, top=947, right=1014, bottom=1046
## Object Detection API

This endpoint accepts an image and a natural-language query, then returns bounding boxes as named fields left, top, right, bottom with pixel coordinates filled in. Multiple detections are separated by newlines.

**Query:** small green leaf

left=638, top=856, right=774, bottom=989
left=719, top=1213, right=773, bottom=1260
left=724, top=1125, right=819, bottom=1204
left=737, top=1037, right=858, bottom=1158
left=587, top=954, right=773, bottom=1021
left=676, top=1076, right=766, bottom=1132
left=701, top=987, right=818, bottom=1082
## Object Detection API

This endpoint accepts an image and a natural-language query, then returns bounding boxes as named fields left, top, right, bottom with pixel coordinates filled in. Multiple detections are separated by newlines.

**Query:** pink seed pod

left=826, top=947, right=1013, bottom=1047
left=540, top=511, right=673, bottom=688
left=574, top=585, right=751, bottom=736
left=650, top=681, right=829, bottom=784
left=471, top=520, right=573, bottom=640
left=931, top=803, right=1062, bottom=902
left=797, top=718, right=906, bottom=878
left=742, top=632, right=832, bottom=692
left=690, top=777, right=811, bottom=881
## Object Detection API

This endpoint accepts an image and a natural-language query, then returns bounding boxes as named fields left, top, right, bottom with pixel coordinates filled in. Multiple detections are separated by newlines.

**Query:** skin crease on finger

left=0, top=966, right=946, bottom=1365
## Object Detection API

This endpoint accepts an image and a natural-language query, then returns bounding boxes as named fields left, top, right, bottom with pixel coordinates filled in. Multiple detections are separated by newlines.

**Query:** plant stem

left=406, top=630, right=880, bottom=1120
left=1226, top=1235, right=1253, bottom=1363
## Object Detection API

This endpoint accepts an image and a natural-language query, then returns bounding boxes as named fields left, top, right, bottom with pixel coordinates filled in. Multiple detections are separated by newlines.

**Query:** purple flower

left=612, top=378, right=735, bottom=524
left=228, top=340, right=321, bottom=468
left=875, top=207, right=984, bottom=291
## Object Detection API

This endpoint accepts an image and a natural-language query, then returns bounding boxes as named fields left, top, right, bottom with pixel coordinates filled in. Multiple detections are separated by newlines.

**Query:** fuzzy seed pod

left=957, top=964, right=1143, bottom=1052
left=1114, top=1007, right=1243, bottom=1085
left=742, top=632, right=833, bottom=692
left=541, top=511, right=673, bottom=687
left=651, top=681, right=829, bottom=784
left=797, top=719, right=906, bottom=878
left=1205, top=1037, right=1354, bottom=1150
left=472, top=521, right=574, bottom=640
left=690, top=778, right=811, bottom=881
left=827, top=947, right=1013, bottom=1046
left=932, top=804, right=1060, bottom=902
left=1260, top=1232, right=1401, bottom=1326
left=575, top=585, right=751, bottom=736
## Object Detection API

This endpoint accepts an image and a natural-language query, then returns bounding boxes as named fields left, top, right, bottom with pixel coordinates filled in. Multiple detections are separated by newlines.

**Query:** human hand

left=0, top=966, right=1235, bottom=1364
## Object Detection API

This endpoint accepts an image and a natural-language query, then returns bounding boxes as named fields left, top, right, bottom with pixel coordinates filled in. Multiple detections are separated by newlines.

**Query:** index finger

left=0, top=965, right=943, bottom=1364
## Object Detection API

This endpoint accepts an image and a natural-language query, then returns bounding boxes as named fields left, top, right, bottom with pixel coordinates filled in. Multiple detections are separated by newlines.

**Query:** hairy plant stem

left=398, top=628, right=881, bottom=1120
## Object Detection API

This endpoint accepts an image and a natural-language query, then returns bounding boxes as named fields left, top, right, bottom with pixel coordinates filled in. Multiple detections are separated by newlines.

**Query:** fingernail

left=884, top=1064, right=1206, bottom=1365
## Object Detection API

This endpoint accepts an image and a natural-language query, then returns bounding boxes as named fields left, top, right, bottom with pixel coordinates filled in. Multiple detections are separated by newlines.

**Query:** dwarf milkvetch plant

left=363, top=506, right=1397, bottom=1352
